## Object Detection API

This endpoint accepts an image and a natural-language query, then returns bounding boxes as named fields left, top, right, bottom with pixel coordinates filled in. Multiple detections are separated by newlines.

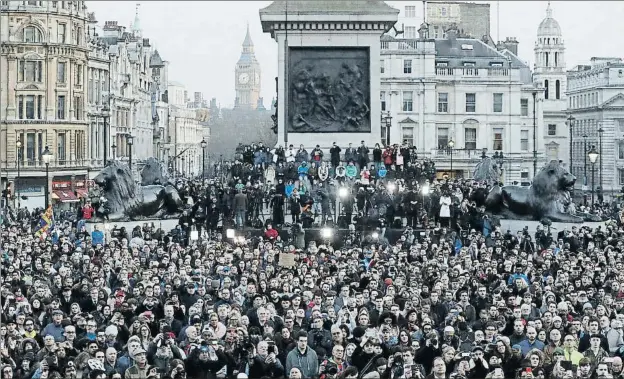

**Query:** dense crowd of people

left=2, top=141, right=624, bottom=379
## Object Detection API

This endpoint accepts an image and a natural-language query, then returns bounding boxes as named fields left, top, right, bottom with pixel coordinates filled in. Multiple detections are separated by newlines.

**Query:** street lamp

left=448, top=139, right=455, bottom=177
left=127, top=134, right=134, bottom=172
left=598, top=127, right=603, bottom=192
left=111, top=143, right=117, bottom=161
left=42, top=146, right=53, bottom=208
left=181, top=156, right=185, bottom=177
left=201, top=139, right=207, bottom=179
left=494, top=151, right=505, bottom=182
left=15, top=139, right=22, bottom=207
left=102, top=104, right=110, bottom=164
left=583, top=134, right=588, bottom=189
left=588, top=145, right=599, bottom=206
left=567, top=114, right=575, bottom=173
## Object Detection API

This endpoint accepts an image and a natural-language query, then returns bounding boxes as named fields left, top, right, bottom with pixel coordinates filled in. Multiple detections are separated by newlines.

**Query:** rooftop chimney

left=504, top=37, right=519, bottom=56
left=445, top=23, right=458, bottom=43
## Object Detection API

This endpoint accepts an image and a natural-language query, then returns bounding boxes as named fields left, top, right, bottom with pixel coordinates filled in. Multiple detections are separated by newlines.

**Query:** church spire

left=132, top=3, right=142, bottom=37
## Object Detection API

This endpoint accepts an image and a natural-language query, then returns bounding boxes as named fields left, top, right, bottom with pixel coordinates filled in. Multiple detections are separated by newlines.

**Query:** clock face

left=254, top=73, right=260, bottom=84
left=239, top=73, right=250, bottom=84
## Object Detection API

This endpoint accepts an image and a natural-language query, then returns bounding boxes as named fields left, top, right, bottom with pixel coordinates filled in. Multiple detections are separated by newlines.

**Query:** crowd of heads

left=2, top=141, right=624, bottom=379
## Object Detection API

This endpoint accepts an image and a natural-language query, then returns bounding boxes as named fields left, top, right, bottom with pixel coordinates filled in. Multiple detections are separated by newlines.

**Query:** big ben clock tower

left=235, top=24, right=261, bottom=109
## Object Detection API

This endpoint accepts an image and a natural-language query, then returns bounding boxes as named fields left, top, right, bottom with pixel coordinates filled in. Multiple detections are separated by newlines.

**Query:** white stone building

left=380, top=25, right=546, bottom=183
left=532, top=4, right=569, bottom=171
left=166, top=82, right=203, bottom=176
left=567, top=58, right=624, bottom=194
left=86, top=13, right=110, bottom=174
left=98, top=9, right=154, bottom=172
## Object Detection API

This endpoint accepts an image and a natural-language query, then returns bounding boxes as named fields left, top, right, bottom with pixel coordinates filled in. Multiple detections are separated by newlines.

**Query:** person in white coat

left=439, top=191, right=452, bottom=227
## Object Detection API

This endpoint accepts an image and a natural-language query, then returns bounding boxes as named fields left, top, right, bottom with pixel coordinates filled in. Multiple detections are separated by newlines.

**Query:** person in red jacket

left=264, top=224, right=279, bottom=240
left=82, top=201, right=94, bottom=220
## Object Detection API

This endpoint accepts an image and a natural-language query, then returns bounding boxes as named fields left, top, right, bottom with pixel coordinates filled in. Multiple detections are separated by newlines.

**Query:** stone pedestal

left=260, top=1, right=398, bottom=148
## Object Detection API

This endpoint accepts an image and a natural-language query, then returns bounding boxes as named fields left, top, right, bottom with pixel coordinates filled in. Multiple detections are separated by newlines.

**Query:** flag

left=34, top=205, right=54, bottom=239
left=454, top=238, right=463, bottom=255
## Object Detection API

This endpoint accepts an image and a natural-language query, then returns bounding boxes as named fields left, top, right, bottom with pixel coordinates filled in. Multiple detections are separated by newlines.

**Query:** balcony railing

left=3, top=159, right=89, bottom=170
left=432, top=149, right=485, bottom=160
left=433, top=67, right=514, bottom=79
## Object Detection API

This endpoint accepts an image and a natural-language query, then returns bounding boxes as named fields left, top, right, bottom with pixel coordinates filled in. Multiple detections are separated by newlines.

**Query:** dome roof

left=537, top=3, right=561, bottom=37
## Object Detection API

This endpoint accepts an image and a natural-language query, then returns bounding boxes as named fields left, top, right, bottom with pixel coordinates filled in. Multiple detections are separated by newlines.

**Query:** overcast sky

left=86, top=1, right=623, bottom=109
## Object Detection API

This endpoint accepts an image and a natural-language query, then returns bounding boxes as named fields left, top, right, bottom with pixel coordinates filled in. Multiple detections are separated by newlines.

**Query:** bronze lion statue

left=485, top=160, right=582, bottom=223
left=140, top=157, right=168, bottom=186
left=91, top=160, right=184, bottom=221
left=473, top=157, right=501, bottom=184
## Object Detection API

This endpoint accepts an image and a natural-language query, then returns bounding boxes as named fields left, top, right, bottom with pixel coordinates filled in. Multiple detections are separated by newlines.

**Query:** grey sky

left=86, top=1, right=622, bottom=108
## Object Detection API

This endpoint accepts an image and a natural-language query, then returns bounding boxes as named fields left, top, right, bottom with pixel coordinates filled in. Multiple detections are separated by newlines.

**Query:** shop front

left=15, top=177, right=47, bottom=210
left=51, top=176, right=89, bottom=209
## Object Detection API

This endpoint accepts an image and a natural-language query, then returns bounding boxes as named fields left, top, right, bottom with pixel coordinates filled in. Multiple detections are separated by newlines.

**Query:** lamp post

left=598, top=127, right=603, bottom=192
left=201, top=138, right=207, bottom=179
left=448, top=139, right=455, bottom=178
left=127, top=134, right=134, bottom=173
left=583, top=134, right=588, bottom=188
left=381, top=112, right=392, bottom=146
left=102, top=104, right=110, bottom=164
left=494, top=151, right=505, bottom=183
left=15, top=139, right=22, bottom=208
left=567, top=114, right=575, bottom=173
left=111, top=143, right=117, bottom=161
left=42, top=146, right=53, bottom=208
left=181, top=156, right=185, bottom=177
left=588, top=145, right=599, bottom=207
left=532, top=91, right=538, bottom=178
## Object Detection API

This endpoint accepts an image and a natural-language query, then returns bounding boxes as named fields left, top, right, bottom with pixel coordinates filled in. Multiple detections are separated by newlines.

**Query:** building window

left=57, top=62, right=66, bottom=83
left=26, top=133, right=36, bottom=165
left=555, top=80, right=561, bottom=99
left=57, top=132, right=66, bottom=164
left=23, top=26, right=42, bottom=43
left=521, top=130, right=529, bottom=151
left=441, top=7, right=447, bottom=16
left=75, top=64, right=82, bottom=85
left=404, top=26, right=416, bottom=38
left=380, top=59, right=385, bottom=74
left=403, top=59, right=412, bottom=74
left=437, top=127, right=449, bottom=149
left=402, top=91, right=413, bottom=112
left=544, top=79, right=549, bottom=99
left=402, top=126, right=414, bottom=146
left=405, top=5, right=416, bottom=17
left=619, top=141, right=624, bottom=160
left=437, top=93, right=448, bottom=113
left=57, top=95, right=66, bottom=119
left=548, top=124, right=557, bottom=136
left=74, top=96, right=82, bottom=120
left=493, top=128, right=503, bottom=150
left=493, top=93, right=503, bottom=113
left=57, top=23, right=66, bottom=43
left=52, top=1, right=57, bottom=7
left=75, top=27, right=82, bottom=45
left=465, top=128, right=477, bottom=150
left=465, top=93, right=476, bottom=112
left=547, top=144, right=559, bottom=161
left=88, top=77, right=94, bottom=101
left=380, top=91, right=386, bottom=111
left=521, top=98, right=528, bottom=116
left=19, top=60, right=43, bottom=82
left=38, top=132, right=43, bottom=161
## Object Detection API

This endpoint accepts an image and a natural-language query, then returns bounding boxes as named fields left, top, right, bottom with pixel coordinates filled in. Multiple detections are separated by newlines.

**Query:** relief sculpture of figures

left=288, top=48, right=371, bottom=133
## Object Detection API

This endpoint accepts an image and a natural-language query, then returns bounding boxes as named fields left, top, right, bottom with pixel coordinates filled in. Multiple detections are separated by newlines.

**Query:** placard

left=278, top=253, right=296, bottom=267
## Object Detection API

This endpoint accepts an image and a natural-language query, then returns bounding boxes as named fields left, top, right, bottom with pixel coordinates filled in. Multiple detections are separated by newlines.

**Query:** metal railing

left=3, top=159, right=89, bottom=170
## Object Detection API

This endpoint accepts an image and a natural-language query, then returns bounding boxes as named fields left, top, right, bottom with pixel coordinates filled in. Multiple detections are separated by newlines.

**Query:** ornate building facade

left=532, top=3, right=569, bottom=171
left=1, top=0, right=90, bottom=209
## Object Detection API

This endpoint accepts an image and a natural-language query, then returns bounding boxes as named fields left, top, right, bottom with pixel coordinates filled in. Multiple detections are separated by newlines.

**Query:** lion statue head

left=532, top=160, right=576, bottom=198
left=140, top=157, right=167, bottom=186
left=94, top=161, right=140, bottom=213
left=473, top=157, right=501, bottom=183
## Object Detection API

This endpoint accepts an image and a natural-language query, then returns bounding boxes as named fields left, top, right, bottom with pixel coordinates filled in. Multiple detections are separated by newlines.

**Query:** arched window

left=555, top=80, right=561, bottom=99
left=544, top=80, right=549, bottom=99
left=23, top=26, right=42, bottom=43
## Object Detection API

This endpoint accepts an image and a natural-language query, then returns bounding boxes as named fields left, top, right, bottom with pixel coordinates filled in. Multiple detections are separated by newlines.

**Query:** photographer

left=320, top=345, right=349, bottom=379
left=185, top=341, right=228, bottom=379
left=308, top=317, right=333, bottom=359
left=247, top=341, right=284, bottom=378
